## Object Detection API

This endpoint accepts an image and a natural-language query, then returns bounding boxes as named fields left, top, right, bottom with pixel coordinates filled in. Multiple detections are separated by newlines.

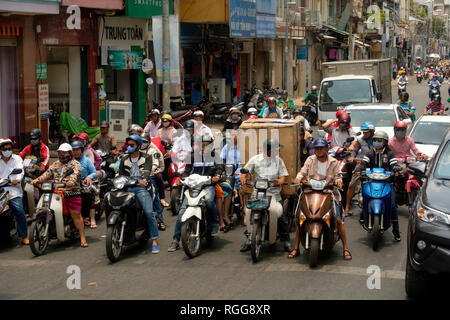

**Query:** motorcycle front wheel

left=30, top=216, right=49, bottom=256
left=181, top=217, right=201, bottom=258
left=372, top=215, right=381, bottom=251
left=251, top=222, right=263, bottom=263
left=106, top=224, right=123, bottom=263
left=309, top=238, right=320, bottom=268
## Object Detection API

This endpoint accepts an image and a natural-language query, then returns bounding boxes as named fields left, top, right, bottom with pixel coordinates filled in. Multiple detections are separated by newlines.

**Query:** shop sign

left=36, top=63, right=47, bottom=80
left=62, top=0, right=123, bottom=10
left=141, top=58, right=153, bottom=74
left=229, top=0, right=256, bottom=38
left=99, top=17, right=148, bottom=47
left=126, top=0, right=173, bottom=18
left=108, top=51, right=143, bottom=70
left=256, top=0, right=276, bottom=38
left=296, top=46, right=308, bottom=60
left=38, top=84, right=49, bottom=115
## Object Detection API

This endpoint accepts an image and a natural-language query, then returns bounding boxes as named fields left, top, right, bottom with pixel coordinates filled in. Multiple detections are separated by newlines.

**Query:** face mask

left=127, top=146, right=137, bottom=154
left=395, top=130, right=406, bottom=139
left=2, top=150, right=12, bottom=158
left=59, top=155, right=72, bottom=164
left=231, top=114, right=240, bottom=121
left=31, top=139, right=40, bottom=146
left=373, top=141, right=384, bottom=150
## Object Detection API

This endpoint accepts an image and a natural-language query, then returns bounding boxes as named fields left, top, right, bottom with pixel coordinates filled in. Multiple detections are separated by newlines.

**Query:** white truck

left=317, top=59, right=392, bottom=122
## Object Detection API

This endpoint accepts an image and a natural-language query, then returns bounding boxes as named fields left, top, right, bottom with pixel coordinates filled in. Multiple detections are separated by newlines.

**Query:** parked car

left=409, top=115, right=450, bottom=158
left=405, top=127, right=450, bottom=298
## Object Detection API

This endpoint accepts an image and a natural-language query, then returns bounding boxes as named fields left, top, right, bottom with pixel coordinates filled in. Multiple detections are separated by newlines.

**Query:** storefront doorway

left=0, top=40, right=19, bottom=146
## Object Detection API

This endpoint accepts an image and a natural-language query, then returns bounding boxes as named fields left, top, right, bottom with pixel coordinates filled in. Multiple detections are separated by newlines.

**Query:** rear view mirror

left=346, top=137, right=355, bottom=143
left=407, top=161, right=427, bottom=177
left=10, top=168, right=22, bottom=175
left=376, top=92, right=382, bottom=101
left=356, top=132, right=362, bottom=136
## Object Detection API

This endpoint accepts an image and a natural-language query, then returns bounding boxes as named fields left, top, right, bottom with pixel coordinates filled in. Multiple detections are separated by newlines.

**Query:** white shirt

left=144, top=119, right=161, bottom=137
left=317, top=160, right=327, bottom=176
left=0, top=154, right=24, bottom=199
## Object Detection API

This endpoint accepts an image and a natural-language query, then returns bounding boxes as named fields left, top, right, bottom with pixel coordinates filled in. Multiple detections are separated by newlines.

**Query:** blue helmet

left=126, top=134, right=143, bottom=146
left=360, top=121, right=375, bottom=132
left=313, top=138, right=328, bottom=148
left=70, top=140, right=84, bottom=151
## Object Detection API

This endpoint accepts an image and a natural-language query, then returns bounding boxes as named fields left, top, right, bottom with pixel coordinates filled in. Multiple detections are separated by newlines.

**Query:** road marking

left=0, top=259, right=57, bottom=267
left=265, top=264, right=405, bottom=280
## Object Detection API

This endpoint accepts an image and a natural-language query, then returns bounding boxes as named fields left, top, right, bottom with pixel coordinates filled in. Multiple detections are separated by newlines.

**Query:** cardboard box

left=238, top=118, right=302, bottom=196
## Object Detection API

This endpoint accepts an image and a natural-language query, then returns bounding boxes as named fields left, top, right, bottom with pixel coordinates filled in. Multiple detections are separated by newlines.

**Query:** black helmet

left=433, top=94, right=441, bottom=101
left=400, top=91, right=409, bottom=100
left=263, top=138, right=283, bottom=154
left=184, top=120, right=195, bottom=135
left=29, top=128, right=42, bottom=140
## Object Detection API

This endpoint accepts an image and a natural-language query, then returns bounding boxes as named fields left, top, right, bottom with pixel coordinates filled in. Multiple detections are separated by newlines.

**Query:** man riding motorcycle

left=292, top=107, right=311, bottom=132
left=118, top=134, right=160, bottom=254
left=261, top=97, right=284, bottom=119
left=303, top=86, right=319, bottom=105
left=424, top=94, right=445, bottom=115
left=397, top=92, right=416, bottom=121
left=90, top=121, right=118, bottom=155
left=32, top=143, right=87, bottom=247
left=224, top=107, right=243, bottom=131
left=277, top=90, right=294, bottom=112
left=168, top=134, right=222, bottom=252
left=247, top=107, right=258, bottom=120
left=239, top=138, right=292, bottom=253
left=291, top=138, right=352, bottom=260
left=72, top=133, right=102, bottom=170
left=322, top=112, right=356, bottom=148
left=357, top=131, right=401, bottom=241
left=388, top=121, right=427, bottom=161
left=19, top=129, right=50, bottom=172
left=345, top=121, right=375, bottom=216
left=71, top=141, right=98, bottom=229
left=299, top=127, right=314, bottom=167
left=326, top=110, right=352, bottom=142
left=428, top=75, right=441, bottom=99
left=0, top=138, right=28, bottom=245
left=143, top=109, right=162, bottom=137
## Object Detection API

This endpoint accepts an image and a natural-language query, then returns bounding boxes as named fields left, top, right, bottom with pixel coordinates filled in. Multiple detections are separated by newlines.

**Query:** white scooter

left=180, top=174, right=215, bottom=258
left=29, top=168, right=80, bottom=256
left=241, top=168, right=283, bottom=263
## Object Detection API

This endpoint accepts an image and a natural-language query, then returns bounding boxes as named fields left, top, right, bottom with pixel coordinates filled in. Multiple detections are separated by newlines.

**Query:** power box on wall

left=207, top=78, right=226, bottom=103
left=108, top=101, right=132, bottom=142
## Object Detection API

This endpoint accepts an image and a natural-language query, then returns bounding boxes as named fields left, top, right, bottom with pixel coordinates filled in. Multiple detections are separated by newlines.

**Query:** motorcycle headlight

left=113, top=176, right=128, bottom=190
left=417, top=198, right=450, bottom=225
left=41, top=182, right=53, bottom=192
left=367, top=172, right=391, bottom=181
left=255, top=180, right=268, bottom=190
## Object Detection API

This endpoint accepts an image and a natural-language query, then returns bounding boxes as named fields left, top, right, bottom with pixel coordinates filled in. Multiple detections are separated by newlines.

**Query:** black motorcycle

left=0, top=169, right=23, bottom=244
left=302, top=101, right=318, bottom=125
left=104, top=171, right=153, bottom=262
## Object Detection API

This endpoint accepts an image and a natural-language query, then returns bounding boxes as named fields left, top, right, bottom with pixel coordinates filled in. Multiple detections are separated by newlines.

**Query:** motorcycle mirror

left=346, top=137, right=355, bottom=143
left=356, top=131, right=362, bottom=136
left=10, top=168, right=23, bottom=175
left=64, top=168, right=74, bottom=177
left=376, top=92, right=382, bottom=101
left=241, top=168, right=249, bottom=174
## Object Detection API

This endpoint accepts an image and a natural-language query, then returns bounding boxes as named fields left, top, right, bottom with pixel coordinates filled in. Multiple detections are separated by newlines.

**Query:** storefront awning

left=322, top=23, right=350, bottom=37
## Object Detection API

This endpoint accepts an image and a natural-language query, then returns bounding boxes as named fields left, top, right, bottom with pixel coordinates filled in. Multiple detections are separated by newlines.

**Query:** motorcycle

left=168, top=150, right=188, bottom=216
left=416, top=71, right=423, bottom=84
left=429, top=82, right=440, bottom=99
left=246, top=87, right=263, bottom=113
left=104, top=170, right=153, bottom=262
left=80, top=179, right=103, bottom=223
left=22, top=155, right=41, bottom=218
left=296, top=175, right=340, bottom=267
left=302, top=101, right=318, bottom=125
left=398, top=77, right=408, bottom=96
left=360, top=168, right=397, bottom=251
left=241, top=169, right=283, bottom=263
left=29, top=169, right=80, bottom=256
left=394, top=156, right=425, bottom=208
left=0, top=168, right=23, bottom=244
left=179, top=174, right=216, bottom=258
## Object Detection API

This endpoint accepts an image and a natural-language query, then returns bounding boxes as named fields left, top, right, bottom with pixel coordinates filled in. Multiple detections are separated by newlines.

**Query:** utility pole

left=162, top=0, right=170, bottom=111
left=283, top=0, right=289, bottom=91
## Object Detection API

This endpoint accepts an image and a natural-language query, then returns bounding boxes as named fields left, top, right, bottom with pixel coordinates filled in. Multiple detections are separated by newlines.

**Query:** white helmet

left=247, top=107, right=257, bottom=114
left=193, top=110, right=204, bottom=117
left=57, top=143, right=73, bottom=152
left=0, top=138, right=13, bottom=148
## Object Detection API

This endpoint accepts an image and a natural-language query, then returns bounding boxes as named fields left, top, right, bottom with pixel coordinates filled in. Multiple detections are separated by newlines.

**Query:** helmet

left=202, top=134, right=214, bottom=143
left=266, top=96, right=277, bottom=104
left=161, top=114, right=173, bottom=122
left=248, top=115, right=257, bottom=119
left=313, top=138, right=329, bottom=148
left=29, top=128, right=42, bottom=139
left=184, top=120, right=195, bottom=134
left=336, top=109, right=347, bottom=118
left=373, top=131, right=389, bottom=142
left=247, top=107, right=258, bottom=115
left=126, top=134, right=143, bottom=146
left=57, top=143, right=73, bottom=152
left=360, top=121, right=375, bottom=132
left=433, top=94, right=441, bottom=101
left=338, top=113, right=351, bottom=124
left=76, top=132, right=89, bottom=141
left=229, top=107, right=241, bottom=115
left=100, top=121, right=109, bottom=128
left=193, top=110, right=204, bottom=118
left=0, top=138, right=13, bottom=148
left=128, top=124, right=143, bottom=135
left=150, top=109, right=161, bottom=116
left=263, top=138, right=283, bottom=154
left=311, top=85, right=318, bottom=92
left=394, top=121, right=408, bottom=129
left=70, top=141, right=84, bottom=151
left=400, top=92, right=409, bottom=100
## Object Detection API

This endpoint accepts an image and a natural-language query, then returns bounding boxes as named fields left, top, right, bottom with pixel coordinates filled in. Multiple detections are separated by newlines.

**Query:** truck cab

left=318, top=75, right=382, bottom=122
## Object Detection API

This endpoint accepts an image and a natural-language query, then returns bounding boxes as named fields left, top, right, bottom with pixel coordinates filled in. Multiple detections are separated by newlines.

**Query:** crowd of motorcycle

left=0, top=84, right=434, bottom=268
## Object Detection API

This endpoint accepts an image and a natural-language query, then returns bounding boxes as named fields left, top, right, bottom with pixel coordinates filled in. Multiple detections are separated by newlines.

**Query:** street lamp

left=283, top=1, right=297, bottom=91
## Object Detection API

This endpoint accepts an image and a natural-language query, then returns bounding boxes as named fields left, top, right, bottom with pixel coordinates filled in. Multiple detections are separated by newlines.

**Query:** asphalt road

left=0, top=79, right=439, bottom=300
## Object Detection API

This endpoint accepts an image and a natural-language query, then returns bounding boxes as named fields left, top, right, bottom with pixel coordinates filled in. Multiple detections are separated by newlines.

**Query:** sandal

left=84, top=219, right=91, bottom=226
left=90, top=223, right=97, bottom=229
left=288, top=248, right=300, bottom=259
left=80, top=242, right=88, bottom=248
left=345, top=211, right=353, bottom=217
left=343, top=249, right=352, bottom=260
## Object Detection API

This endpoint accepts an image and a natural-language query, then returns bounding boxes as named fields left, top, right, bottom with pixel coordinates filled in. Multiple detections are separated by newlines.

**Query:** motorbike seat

left=171, top=110, right=191, bottom=118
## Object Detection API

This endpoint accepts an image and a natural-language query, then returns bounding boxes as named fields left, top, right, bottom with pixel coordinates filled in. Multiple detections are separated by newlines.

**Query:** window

left=435, top=141, right=450, bottom=179
left=410, top=122, right=450, bottom=145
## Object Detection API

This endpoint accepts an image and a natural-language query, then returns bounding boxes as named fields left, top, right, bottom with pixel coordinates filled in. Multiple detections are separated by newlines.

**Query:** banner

left=38, top=84, right=49, bottom=115
left=108, top=50, right=143, bottom=70
left=152, top=15, right=180, bottom=84
left=229, top=0, right=256, bottom=38
left=126, top=0, right=173, bottom=18
left=256, top=0, right=276, bottom=38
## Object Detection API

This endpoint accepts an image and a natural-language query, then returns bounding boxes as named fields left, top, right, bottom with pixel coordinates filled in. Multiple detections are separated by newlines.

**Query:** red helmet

left=247, top=115, right=257, bottom=120
left=77, top=133, right=89, bottom=141
left=336, top=109, right=347, bottom=118
left=338, top=112, right=351, bottom=124
left=394, top=121, right=408, bottom=129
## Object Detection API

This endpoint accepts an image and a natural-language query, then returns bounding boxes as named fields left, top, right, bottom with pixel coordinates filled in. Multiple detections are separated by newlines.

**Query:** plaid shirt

left=37, top=159, right=82, bottom=191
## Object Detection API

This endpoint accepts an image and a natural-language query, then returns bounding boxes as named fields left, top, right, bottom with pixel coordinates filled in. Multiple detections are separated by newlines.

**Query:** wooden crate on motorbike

left=238, top=118, right=302, bottom=197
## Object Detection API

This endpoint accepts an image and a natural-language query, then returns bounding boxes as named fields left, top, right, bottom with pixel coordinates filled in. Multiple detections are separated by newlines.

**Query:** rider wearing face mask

left=224, top=108, right=243, bottom=131
left=0, top=138, right=28, bottom=245
left=388, top=121, right=428, bottom=161
left=157, top=114, right=177, bottom=145
left=357, top=131, right=402, bottom=241
left=19, top=129, right=50, bottom=172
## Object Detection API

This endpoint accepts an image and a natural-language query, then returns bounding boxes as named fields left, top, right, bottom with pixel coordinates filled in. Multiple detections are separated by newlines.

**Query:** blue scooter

left=360, top=168, right=394, bottom=251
